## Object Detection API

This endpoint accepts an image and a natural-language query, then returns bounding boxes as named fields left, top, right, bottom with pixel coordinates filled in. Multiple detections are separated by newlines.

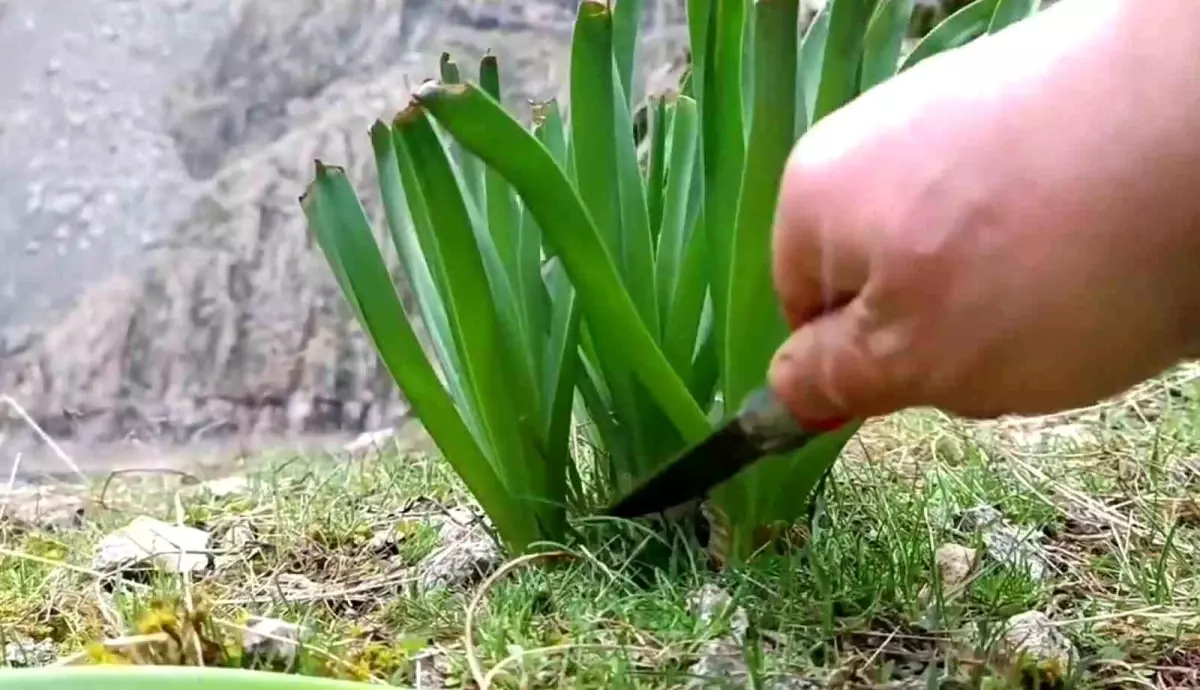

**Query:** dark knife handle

left=735, top=387, right=847, bottom=455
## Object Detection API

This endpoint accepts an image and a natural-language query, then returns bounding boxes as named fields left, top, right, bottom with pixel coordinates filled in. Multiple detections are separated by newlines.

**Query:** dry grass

left=0, top=365, right=1198, bottom=688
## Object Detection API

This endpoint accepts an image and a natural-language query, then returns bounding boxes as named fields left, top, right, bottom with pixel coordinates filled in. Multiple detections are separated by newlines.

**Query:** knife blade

left=602, top=386, right=845, bottom=518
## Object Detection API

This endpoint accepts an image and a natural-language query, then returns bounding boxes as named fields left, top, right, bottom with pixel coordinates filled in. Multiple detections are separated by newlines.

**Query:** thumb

left=767, top=302, right=911, bottom=429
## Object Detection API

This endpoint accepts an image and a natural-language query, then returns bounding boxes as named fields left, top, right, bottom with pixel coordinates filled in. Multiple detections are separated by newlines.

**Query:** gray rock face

left=165, top=0, right=430, bottom=180
left=0, top=0, right=690, bottom=464
left=1, top=70, right=413, bottom=446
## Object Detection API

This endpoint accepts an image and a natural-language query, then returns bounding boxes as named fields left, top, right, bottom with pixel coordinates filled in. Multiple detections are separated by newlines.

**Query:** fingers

left=767, top=299, right=916, bottom=428
left=772, top=127, right=872, bottom=329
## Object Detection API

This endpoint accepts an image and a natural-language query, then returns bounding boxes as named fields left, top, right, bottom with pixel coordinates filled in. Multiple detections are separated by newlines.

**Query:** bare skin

left=768, top=0, right=1200, bottom=429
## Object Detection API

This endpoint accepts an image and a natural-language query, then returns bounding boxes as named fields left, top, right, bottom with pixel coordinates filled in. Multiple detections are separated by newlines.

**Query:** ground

left=2, top=365, right=1199, bottom=689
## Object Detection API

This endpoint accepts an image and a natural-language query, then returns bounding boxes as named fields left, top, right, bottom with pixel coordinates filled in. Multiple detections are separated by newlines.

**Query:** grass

left=2, top=365, right=1200, bottom=688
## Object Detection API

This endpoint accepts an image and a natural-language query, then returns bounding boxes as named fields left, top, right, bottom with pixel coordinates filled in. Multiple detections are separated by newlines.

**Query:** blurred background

left=0, top=0, right=697, bottom=481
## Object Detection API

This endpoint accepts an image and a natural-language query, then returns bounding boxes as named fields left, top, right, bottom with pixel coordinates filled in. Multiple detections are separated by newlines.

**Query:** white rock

left=93, top=516, right=211, bottom=573
left=242, top=617, right=301, bottom=667
left=4, top=638, right=57, bottom=668
left=688, top=584, right=749, bottom=645
left=959, top=504, right=1050, bottom=580
left=997, top=611, right=1077, bottom=684
left=919, top=543, right=979, bottom=609
left=936, top=543, right=977, bottom=590
left=343, top=427, right=395, bottom=454
left=418, top=512, right=500, bottom=590
left=686, top=639, right=749, bottom=690
left=200, top=475, right=250, bottom=497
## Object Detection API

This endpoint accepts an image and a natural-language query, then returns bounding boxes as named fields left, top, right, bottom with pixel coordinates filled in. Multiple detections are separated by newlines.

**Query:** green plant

left=301, top=0, right=1041, bottom=560
left=0, top=667, right=370, bottom=690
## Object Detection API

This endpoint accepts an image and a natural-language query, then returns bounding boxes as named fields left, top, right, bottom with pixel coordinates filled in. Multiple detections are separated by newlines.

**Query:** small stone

left=200, top=476, right=250, bottom=497
left=982, top=524, right=1049, bottom=581
left=4, top=638, right=57, bottom=668
left=418, top=512, right=500, bottom=590
left=24, top=240, right=40, bottom=255
left=242, top=617, right=301, bottom=668
left=688, top=584, right=749, bottom=644
left=412, top=646, right=451, bottom=688
left=99, top=24, right=118, bottom=40
left=686, top=639, right=749, bottom=689
left=93, top=516, right=212, bottom=574
left=959, top=503, right=1003, bottom=531
left=918, top=544, right=978, bottom=610
left=763, top=677, right=822, bottom=690
left=959, top=504, right=1050, bottom=581
left=936, top=543, right=977, bottom=590
left=344, top=427, right=395, bottom=455
left=996, top=611, right=1077, bottom=685
left=45, top=58, right=61, bottom=76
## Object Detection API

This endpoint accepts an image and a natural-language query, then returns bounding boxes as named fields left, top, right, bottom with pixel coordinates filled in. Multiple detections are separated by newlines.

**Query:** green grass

left=2, top=366, right=1200, bottom=688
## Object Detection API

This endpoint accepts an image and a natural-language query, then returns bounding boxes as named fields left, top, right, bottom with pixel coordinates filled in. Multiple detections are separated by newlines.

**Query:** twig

left=98, top=468, right=200, bottom=510
left=214, top=571, right=419, bottom=606
left=0, top=452, right=22, bottom=521
left=464, top=551, right=574, bottom=690
left=1, top=395, right=85, bottom=480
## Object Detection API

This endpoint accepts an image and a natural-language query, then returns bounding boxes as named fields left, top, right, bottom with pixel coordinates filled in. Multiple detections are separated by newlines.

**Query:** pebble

left=996, top=611, right=1078, bottom=684
left=242, top=617, right=301, bottom=667
left=93, top=516, right=212, bottom=573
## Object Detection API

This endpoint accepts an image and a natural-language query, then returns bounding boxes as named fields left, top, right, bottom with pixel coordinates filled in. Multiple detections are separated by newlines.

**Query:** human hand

left=767, top=0, right=1200, bottom=428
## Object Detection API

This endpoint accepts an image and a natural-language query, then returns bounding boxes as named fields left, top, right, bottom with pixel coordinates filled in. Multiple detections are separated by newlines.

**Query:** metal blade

left=602, top=386, right=827, bottom=518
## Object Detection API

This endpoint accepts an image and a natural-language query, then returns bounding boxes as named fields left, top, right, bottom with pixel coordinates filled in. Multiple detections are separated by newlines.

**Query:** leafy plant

left=0, top=667, right=371, bottom=690
left=302, top=0, right=1040, bottom=561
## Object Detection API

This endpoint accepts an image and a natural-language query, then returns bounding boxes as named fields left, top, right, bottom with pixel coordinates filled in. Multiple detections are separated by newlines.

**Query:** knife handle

left=735, top=387, right=848, bottom=455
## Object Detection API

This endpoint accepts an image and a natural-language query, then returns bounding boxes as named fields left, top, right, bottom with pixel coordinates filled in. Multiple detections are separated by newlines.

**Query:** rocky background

left=0, top=0, right=696, bottom=478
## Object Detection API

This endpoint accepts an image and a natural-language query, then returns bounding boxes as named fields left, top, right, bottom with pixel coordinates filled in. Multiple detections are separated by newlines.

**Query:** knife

left=602, top=386, right=848, bottom=518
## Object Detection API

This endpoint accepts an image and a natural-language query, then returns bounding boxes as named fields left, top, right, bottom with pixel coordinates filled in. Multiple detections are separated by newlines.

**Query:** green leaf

left=570, top=1, right=623, bottom=264
left=541, top=257, right=582, bottom=465
left=393, top=107, right=543, bottom=513
left=860, top=0, right=915, bottom=91
left=812, top=0, right=878, bottom=124
left=612, top=0, right=644, bottom=106
left=696, top=0, right=747, bottom=384
left=478, top=55, right=526, bottom=336
left=723, top=0, right=799, bottom=407
left=988, top=0, right=1039, bottom=34
left=611, top=59, right=661, bottom=339
left=646, top=96, right=670, bottom=246
left=412, top=81, right=712, bottom=444
left=369, top=122, right=470, bottom=421
left=654, top=96, right=701, bottom=369
left=439, top=52, right=462, bottom=83
left=901, top=0, right=1000, bottom=71
left=302, top=162, right=530, bottom=548
left=798, top=6, right=830, bottom=132
left=715, top=0, right=802, bottom=528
